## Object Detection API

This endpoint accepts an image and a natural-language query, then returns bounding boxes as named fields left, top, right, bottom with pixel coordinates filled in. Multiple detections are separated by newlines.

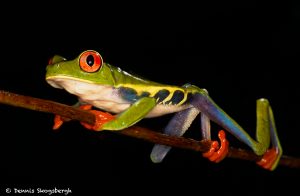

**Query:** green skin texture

left=46, top=51, right=282, bottom=170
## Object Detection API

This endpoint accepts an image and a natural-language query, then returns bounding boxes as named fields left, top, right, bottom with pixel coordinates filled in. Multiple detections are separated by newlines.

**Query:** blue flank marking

left=154, top=89, right=170, bottom=103
left=165, top=90, right=184, bottom=105
left=119, top=87, right=150, bottom=102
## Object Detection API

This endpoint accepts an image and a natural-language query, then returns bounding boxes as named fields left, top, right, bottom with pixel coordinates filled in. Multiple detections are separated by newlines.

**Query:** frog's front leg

left=87, top=97, right=156, bottom=131
left=53, top=97, right=156, bottom=131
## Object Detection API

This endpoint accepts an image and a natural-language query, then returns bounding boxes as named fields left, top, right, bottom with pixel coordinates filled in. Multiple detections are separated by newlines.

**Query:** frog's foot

left=52, top=104, right=91, bottom=130
left=256, top=148, right=280, bottom=171
left=79, top=104, right=115, bottom=131
left=202, top=130, right=229, bottom=163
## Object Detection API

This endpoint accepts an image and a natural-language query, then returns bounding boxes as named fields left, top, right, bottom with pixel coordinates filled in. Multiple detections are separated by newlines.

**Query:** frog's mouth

left=46, top=75, right=106, bottom=97
left=46, top=76, right=64, bottom=89
left=46, top=75, right=93, bottom=90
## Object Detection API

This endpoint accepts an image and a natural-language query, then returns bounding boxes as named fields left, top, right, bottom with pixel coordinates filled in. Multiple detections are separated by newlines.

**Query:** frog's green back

left=106, top=63, right=163, bottom=87
left=46, top=50, right=200, bottom=106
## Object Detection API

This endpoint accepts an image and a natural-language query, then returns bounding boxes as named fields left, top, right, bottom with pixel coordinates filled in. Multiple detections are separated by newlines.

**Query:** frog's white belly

left=75, top=85, right=190, bottom=118
left=47, top=77, right=190, bottom=118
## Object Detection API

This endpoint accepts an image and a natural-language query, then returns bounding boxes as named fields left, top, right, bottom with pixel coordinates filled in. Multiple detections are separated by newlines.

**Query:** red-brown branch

left=0, top=90, right=299, bottom=169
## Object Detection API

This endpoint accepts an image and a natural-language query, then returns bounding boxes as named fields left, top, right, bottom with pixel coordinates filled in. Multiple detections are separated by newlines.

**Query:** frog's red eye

left=79, top=51, right=103, bottom=72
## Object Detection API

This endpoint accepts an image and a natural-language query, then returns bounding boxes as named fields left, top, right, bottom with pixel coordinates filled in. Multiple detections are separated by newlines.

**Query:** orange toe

left=203, top=141, right=219, bottom=158
left=257, top=148, right=279, bottom=170
left=53, top=115, right=64, bottom=130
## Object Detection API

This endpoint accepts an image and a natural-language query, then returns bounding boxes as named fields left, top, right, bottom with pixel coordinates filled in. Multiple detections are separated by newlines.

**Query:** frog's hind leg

left=190, top=91, right=282, bottom=170
left=150, top=107, right=200, bottom=163
left=197, top=90, right=229, bottom=163
left=255, top=99, right=283, bottom=170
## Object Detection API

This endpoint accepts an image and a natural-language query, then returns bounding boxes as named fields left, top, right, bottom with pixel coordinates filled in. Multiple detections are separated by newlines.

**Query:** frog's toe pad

left=53, top=115, right=64, bottom=130
left=256, top=148, right=279, bottom=171
left=202, top=130, right=229, bottom=163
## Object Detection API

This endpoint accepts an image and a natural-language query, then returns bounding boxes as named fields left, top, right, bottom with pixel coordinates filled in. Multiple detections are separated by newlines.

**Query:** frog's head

left=46, top=50, right=114, bottom=91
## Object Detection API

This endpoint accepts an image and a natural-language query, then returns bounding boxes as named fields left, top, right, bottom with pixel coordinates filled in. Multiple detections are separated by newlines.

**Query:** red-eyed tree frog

left=46, top=50, right=282, bottom=170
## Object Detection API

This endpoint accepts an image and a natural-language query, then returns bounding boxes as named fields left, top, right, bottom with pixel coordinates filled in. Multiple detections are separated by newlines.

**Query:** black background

left=1, top=2, right=300, bottom=195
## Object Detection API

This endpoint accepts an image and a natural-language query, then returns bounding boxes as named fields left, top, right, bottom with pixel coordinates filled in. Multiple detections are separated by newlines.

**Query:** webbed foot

left=256, top=148, right=280, bottom=171
left=79, top=105, right=115, bottom=131
left=202, top=130, right=229, bottom=163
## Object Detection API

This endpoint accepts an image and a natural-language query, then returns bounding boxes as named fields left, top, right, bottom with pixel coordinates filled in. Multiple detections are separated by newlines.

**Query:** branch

left=0, top=90, right=299, bottom=169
